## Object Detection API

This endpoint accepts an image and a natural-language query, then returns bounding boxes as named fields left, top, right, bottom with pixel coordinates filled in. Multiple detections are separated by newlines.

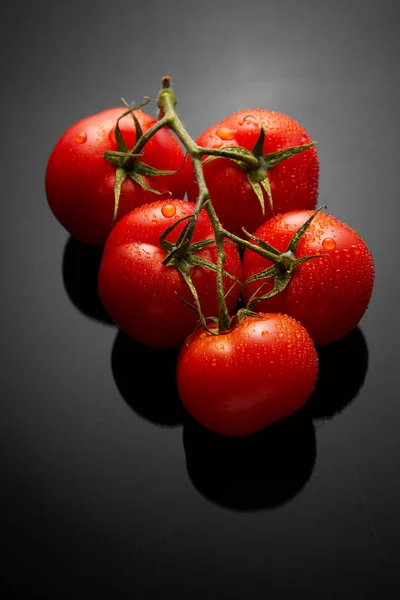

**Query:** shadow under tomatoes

left=111, top=330, right=185, bottom=427
left=183, top=407, right=316, bottom=512
left=306, top=326, right=369, bottom=421
left=62, top=236, right=113, bottom=325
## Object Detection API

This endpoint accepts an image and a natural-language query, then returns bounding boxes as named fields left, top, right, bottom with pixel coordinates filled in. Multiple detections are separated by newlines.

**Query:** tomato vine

left=108, top=75, right=318, bottom=334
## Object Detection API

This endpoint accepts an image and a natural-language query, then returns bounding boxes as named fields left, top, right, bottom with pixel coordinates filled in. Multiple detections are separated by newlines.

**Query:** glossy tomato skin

left=185, top=109, right=319, bottom=236
left=177, top=313, right=318, bottom=437
left=98, top=200, right=242, bottom=349
left=242, top=210, right=375, bottom=346
left=45, top=108, right=186, bottom=246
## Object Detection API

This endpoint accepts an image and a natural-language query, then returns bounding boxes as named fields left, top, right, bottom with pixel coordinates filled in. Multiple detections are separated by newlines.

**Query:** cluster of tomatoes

left=45, top=82, right=374, bottom=437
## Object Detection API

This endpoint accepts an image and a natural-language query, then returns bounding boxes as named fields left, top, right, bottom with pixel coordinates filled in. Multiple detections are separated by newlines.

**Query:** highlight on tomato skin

left=45, top=107, right=188, bottom=246
left=97, top=199, right=242, bottom=349
left=176, top=313, right=319, bottom=437
left=241, top=210, right=375, bottom=346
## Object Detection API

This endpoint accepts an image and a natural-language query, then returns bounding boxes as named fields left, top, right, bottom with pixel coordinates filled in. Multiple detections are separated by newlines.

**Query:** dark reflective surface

left=307, top=326, right=369, bottom=420
left=62, top=236, right=113, bottom=325
left=3, top=1, right=400, bottom=598
left=112, top=331, right=185, bottom=427
left=183, top=409, right=316, bottom=511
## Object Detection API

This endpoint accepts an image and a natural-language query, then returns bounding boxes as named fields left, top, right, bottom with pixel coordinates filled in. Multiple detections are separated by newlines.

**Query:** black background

left=2, top=1, right=399, bottom=598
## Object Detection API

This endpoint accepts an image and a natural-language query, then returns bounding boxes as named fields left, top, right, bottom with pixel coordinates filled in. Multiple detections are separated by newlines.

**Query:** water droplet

left=278, top=331, right=284, bottom=337
left=342, top=248, right=351, bottom=261
left=216, top=126, right=236, bottom=140
left=335, top=269, right=341, bottom=279
left=261, top=330, right=269, bottom=338
left=322, top=237, right=336, bottom=251
left=333, top=250, right=341, bottom=259
left=161, top=203, right=177, bottom=218
left=75, top=132, right=87, bottom=144
left=351, top=244, right=361, bottom=255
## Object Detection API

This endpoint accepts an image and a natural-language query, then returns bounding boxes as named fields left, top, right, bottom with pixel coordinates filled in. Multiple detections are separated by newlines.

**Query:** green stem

left=197, top=146, right=259, bottom=169
left=156, top=77, right=234, bottom=331
left=221, top=227, right=287, bottom=268
left=131, top=115, right=171, bottom=154
left=203, top=200, right=232, bottom=331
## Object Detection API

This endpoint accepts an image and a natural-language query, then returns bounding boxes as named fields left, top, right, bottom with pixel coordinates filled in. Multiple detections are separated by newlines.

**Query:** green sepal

left=159, top=214, right=192, bottom=248
left=235, top=307, right=262, bottom=324
left=189, top=239, right=216, bottom=253
left=162, top=240, right=191, bottom=265
left=247, top=179, right=265, bottom=216
left=247, top=269, right=292, bottom=309
left=174, top=269, right=215, bottom=335
left=242, top=228, right=282, bottom=262
left=135, top=161, right=181, bottom=178
left=112, top=167, right=127, bottom=225
left=262, top=141, right=317, bottom=169
left=260, top=176, right=273, bottom=215
left=202, top=145, right=255, bottom=169
left=287, top=205, right=326, bottom=253
left=293, top=254, right=328, bottom=267
left=243, top=264, right=281, bottom=287
left=120, top=97, right=151, bottom=150
left=103, top=150, right=143, bottom=167
left=242, top=205, right=329, bottom=310
left=189, top=255, right=242, bottom=285
left=251, top=124, right=265, bottom=157
left=126, top=170, right=165, bottom=195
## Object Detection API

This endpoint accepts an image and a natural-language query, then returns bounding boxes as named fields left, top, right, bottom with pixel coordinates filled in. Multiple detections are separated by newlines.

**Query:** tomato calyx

left=103, top=98, right=181, bottom=226
left=203, top=123, right=317, bottom=217
left=247, top=125, right=317, bottom=216
left=243, top=206, right=328, bottom=308
left=158, top=216, right=240, bottom=335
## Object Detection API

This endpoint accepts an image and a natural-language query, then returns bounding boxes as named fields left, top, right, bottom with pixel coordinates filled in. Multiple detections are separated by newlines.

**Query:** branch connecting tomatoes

left=46, top=75, right=375, bottom=437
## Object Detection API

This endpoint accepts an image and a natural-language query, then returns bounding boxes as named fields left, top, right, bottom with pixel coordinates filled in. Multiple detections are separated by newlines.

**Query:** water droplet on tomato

left=335, top=269, right=341, bottom=279
left=75, top=132, right=87, bottom=144
left=211, top=140, right=223, bottom=149
left=278, top=331, right=284, bottom=337
left=216, top=127, right=236, bottom=140
left=351, top=244, right=361, bottom=255
left=333, top=250, right=341, bottom=259
left=342, top=248, right=350, bottom=260
left=322, top=237, right=336, bottom=250
left=261, top=330, right=269, bottom=338
left=161, top=203, right=177, bottom=218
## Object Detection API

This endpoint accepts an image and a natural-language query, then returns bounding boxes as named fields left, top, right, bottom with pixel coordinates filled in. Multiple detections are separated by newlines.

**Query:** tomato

left=185, top=109, right=319, bottom=236
left=177, top=313, right=318, bottom=436
left=241, top=210, right=375, bottom=346
left=45, top=107, right=186, bottom=246
left=98, top=199, right=242, bottom=349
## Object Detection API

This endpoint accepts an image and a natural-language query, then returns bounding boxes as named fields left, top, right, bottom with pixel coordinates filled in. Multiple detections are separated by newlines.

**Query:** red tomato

left=98, top=199, right=242, bottom=348
left=46, top=107, right=186, bottom=245
left=177, top=313, right=318, bottom=437
left=186, top=109, right=319, bottom=236
left=242, top=210, right=375, bottom=346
